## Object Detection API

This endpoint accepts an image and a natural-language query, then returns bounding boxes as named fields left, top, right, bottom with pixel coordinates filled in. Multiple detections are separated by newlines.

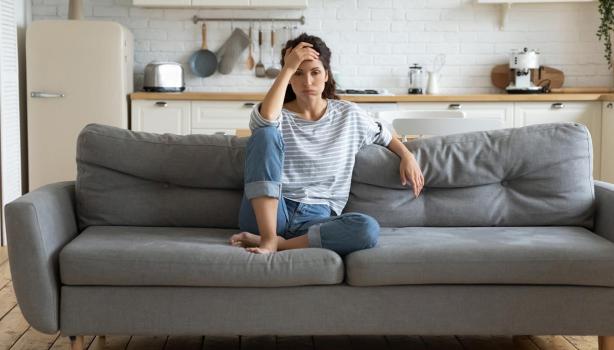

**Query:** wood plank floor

left=0, top=246, right=600, bottom=350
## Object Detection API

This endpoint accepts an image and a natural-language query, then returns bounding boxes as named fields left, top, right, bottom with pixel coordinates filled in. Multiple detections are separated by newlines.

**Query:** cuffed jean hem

left=244, top=181, right=282, bottom=200
left=307, top=223, right=323, bottom=248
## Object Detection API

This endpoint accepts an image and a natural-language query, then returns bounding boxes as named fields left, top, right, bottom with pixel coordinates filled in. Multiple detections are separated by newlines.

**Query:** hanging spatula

left=255, top=22, right=266, bottom=78
left=246, top=24, right=255, bottom=70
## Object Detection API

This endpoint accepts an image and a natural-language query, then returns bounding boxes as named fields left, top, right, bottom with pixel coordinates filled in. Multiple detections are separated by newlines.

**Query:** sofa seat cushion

left=59, top=226, right=343, bottom=287
left=345, top=226, right=614, bottom=287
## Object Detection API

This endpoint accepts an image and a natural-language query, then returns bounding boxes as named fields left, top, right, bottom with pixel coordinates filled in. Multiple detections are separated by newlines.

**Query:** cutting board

left=491, top=64, right=565, bottom=90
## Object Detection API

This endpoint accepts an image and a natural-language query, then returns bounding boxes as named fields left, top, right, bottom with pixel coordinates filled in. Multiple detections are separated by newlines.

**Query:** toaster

left=143, top=61, right=185, bottom=92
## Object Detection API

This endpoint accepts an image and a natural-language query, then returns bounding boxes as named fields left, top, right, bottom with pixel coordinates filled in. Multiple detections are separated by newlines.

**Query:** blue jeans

left=238, top=126, right=380, bottom=256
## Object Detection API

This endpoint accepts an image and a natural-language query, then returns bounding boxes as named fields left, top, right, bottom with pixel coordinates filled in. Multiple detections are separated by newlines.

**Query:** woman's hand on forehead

left=284, top=42, right=320, bottom=71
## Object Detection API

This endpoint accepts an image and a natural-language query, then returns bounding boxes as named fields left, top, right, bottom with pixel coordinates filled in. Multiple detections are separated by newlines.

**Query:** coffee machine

left=408, top=63, right=425, bottom=94
left=506, top=47, right=544, bottom=94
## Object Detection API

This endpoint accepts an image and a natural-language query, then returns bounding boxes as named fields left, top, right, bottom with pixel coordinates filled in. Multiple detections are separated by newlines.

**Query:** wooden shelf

left=476, top=0, right=595, bottom=30
left=477, top=0, right=593, bottom=3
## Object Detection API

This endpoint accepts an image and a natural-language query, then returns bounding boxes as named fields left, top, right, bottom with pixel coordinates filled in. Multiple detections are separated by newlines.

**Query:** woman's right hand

left=283, top=42, right=320, bottom=72
left=258, top=42, right=319, bottom=121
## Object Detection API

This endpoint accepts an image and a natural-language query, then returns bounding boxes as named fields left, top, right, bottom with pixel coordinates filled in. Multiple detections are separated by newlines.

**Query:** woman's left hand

left=400, top=154, right=424, bottom=198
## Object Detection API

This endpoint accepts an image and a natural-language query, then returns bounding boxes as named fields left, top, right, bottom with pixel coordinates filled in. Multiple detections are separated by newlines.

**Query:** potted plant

left=598, top=0, right=614, bottom=69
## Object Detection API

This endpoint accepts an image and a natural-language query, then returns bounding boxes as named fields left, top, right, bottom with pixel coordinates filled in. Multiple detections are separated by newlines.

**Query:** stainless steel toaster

left=143, top=61, right=185, bottom=92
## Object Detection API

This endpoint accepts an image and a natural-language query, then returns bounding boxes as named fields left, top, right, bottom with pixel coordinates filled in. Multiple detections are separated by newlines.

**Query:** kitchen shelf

left=476, top=0, right=595, bottom=30
left=133, top=0, right=307, bottom=9
left=192, top=15, right=305, bottom=25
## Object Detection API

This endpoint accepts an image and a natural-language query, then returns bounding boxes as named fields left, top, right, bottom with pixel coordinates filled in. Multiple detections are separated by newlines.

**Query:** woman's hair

left=280, top=33, right=339, bottom=103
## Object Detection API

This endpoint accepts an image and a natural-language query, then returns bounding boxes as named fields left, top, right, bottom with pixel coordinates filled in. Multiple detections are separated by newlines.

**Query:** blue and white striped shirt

left=250, top=99, right=393, bottom=215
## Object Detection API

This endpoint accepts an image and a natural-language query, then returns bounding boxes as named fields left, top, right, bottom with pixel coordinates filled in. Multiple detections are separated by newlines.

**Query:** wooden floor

left=0, top=246, right=601, bottom=350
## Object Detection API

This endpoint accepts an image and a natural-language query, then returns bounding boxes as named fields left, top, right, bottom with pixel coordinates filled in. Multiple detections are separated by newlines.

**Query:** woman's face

left=289, top=58, right=329, bottom=99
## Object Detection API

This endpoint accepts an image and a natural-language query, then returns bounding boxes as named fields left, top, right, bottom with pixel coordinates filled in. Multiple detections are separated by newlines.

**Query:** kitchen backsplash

left=32, top=0, right=612, bottom=94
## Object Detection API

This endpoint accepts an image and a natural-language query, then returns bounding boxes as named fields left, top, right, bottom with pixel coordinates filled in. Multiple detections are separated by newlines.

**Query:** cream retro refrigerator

left=26, top=20, right=133, bottom=191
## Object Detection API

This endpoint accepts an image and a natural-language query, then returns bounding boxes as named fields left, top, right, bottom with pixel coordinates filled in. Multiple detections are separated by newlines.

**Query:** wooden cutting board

left=491, top=64, right=564, bottom=90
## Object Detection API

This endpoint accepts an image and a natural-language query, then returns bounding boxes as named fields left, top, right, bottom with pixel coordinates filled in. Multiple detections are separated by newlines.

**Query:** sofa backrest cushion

left=76, top=122, right=595, bottom=230
left=345, top=122, right=595, bottom=229
left=76, top=124, right=246, bottom=230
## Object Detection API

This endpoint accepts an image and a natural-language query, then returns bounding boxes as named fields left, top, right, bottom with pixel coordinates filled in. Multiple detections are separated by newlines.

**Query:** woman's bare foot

left=229, top=231, right=261, bottom=248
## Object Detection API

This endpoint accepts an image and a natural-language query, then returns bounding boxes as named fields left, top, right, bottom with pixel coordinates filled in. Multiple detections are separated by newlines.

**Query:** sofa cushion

left=76, top=122, right=594, bottom=230
left=345, top=226, right=614, bottom=287
left=59, top=226, right=343, bottom=287
left=346, top=122, right=595, bottom=229
left=75, top=123, right=247, bottom=230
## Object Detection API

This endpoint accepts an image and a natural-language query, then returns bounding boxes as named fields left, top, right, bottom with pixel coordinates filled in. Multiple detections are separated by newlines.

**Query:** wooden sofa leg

left=599, top=336, right=614, bottom=350
left=69, top=336, right=84, bottom=350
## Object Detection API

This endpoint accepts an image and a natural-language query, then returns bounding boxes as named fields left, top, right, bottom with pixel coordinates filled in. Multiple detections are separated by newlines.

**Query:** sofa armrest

left=4, top=181, right=78, bottom=334
left=594, top=180, right=614, bottom=242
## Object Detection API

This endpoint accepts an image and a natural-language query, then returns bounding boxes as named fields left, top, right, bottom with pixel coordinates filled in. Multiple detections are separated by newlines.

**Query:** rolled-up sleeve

left=249, top=102, right=283, bottom=131
left=366, top=118, right=393, bottom=147
left=357, top=109, right=392, bottom=147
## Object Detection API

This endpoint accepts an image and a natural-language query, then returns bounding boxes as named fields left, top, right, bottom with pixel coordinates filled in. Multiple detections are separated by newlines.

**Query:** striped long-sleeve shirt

left=249, top=99, right=393, bottom=215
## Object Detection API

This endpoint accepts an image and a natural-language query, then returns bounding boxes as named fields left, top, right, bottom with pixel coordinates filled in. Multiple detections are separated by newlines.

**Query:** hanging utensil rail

left=192, top=15, right=305, bottom=25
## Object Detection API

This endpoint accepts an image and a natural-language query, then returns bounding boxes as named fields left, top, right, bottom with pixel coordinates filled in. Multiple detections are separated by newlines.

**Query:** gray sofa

left=6, top=122, right=614, bottom=350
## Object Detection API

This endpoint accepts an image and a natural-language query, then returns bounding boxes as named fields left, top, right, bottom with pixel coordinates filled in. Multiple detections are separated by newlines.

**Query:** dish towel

left=215, top=28, right=249, bottom=75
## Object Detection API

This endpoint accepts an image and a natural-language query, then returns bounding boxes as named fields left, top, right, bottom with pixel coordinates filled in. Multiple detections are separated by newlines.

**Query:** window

left=0, top=0, right=26, bottom=246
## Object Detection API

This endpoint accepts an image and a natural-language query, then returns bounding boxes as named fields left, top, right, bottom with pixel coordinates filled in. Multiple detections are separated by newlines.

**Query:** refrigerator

left=26, top=20, right=133, bottom=191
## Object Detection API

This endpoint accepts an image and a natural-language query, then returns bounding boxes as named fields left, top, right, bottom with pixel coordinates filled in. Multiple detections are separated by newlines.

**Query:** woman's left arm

left=387, top=137, right=424, bottom=198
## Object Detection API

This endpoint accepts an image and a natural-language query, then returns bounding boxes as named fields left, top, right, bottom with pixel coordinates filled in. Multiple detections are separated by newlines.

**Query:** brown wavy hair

left=280, top=33, right=339, bottom=103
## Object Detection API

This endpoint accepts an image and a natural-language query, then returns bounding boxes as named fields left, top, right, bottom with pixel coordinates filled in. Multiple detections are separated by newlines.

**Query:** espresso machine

left=506, top=47, right=544, bottom=94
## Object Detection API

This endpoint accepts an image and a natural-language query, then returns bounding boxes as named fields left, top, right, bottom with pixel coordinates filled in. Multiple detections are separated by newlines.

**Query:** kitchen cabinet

left=191, top=101, right=254, bottom=135
left=131, top=99, right=606, bottom=180
left=131, top=100, right=191, bottom=135
left=602, top=102, right=614, bottom=183
left=191, top=0, right=249, bottom=6
left=514, top=101, right=601, bottom=179
left=356, top=103, right=399, bottom=118
left=132, top=100, right=254, bottom=136
left=133, top=0, right=307, bottom=8
left=131, top=100, right=393, bottom=136
left=133, top=0, right=190, bottom=7
left=249, top=0, right=307, bottom=7
left=396, top=102, right=515, bottom=128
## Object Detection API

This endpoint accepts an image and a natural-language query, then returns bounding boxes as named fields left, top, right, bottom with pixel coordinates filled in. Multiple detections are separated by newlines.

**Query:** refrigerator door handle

left=30, top=91, right=65, bottom=98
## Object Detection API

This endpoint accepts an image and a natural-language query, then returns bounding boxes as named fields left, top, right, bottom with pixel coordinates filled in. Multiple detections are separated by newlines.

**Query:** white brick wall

left=32, top=0, right=613, bottom=94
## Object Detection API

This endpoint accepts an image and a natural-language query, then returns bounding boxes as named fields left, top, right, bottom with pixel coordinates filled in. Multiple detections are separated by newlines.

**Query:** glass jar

left=408, top=63, right=425, bottom=94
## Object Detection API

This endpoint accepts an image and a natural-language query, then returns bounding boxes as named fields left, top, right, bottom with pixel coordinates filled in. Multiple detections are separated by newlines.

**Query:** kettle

left=408, top=63, right=425, bottom=94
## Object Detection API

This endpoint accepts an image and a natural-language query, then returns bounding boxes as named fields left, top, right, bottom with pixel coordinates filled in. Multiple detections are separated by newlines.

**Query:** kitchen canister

left=427, top=71, right=440, bottom=95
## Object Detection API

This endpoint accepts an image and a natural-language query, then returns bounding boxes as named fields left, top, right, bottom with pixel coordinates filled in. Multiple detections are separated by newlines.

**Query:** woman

left=230, top=33, right=424, bottom=255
